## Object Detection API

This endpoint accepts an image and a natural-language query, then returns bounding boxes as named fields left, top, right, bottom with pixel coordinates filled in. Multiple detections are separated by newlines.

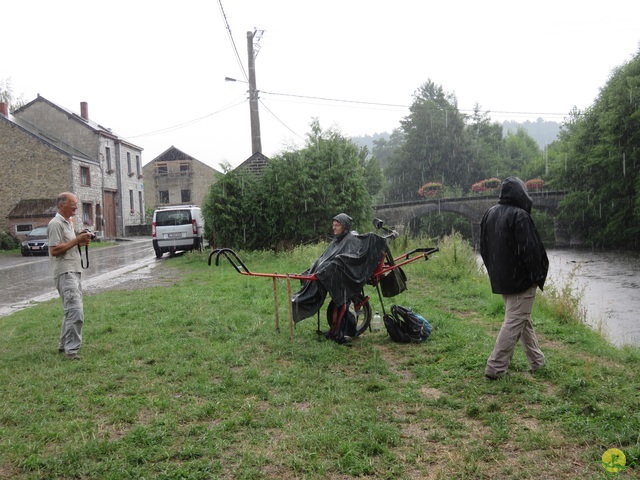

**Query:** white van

left=152, top=205, right=205, bottom=258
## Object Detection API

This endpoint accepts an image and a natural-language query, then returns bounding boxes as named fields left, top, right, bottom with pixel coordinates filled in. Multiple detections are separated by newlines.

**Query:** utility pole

left=247, top=30, right=263, bottom=155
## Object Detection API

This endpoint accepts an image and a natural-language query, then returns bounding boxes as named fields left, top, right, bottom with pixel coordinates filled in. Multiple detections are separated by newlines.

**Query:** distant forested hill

left=349, top=132, right=391, bottom=153
left=351, top=118, right=561, bottom=153
left=502, top=118, right=560, bottom=149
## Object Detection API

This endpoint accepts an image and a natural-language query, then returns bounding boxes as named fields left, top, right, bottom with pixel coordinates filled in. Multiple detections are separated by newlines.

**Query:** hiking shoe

left=530, top=363, right=545, bottom=374
left=65, top=353, right=81, bottom=361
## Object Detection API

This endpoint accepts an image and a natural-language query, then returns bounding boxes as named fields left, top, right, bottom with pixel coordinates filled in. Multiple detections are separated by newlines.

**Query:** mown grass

left=1, top=234, right=639, bottom=479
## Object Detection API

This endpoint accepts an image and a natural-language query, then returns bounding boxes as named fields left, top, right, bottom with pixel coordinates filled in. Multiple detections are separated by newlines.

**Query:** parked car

left=21, top=226, right=49, bottom=256
left=152, top=205, right=205, bottom=258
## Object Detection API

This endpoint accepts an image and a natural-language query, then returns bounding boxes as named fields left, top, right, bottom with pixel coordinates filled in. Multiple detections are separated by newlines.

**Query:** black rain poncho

left=291, top=215, right=388, bottom=323
left=480, top=176, right=549, bottom=294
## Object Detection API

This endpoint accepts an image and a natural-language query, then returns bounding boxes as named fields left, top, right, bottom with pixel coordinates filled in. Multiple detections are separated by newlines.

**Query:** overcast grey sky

left=3, top=0, right=639, bottom=170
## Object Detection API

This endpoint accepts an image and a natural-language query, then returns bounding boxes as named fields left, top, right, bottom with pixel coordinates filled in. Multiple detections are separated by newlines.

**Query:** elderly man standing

left=48, top=192, right=93, bottom=360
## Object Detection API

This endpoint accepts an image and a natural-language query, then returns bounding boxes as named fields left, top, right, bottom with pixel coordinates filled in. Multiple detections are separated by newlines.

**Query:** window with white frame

left=15, top=224, right=34, bottom=235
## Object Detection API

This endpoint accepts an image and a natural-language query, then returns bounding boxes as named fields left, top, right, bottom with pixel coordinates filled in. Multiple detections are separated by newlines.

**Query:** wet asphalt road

left=0, top=237, right=162, bottom=317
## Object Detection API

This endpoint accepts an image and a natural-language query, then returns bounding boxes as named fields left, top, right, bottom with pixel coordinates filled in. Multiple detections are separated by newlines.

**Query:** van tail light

left=192, top=219, right=197, bottom=235
left=152, top=222, right=157, bottom=238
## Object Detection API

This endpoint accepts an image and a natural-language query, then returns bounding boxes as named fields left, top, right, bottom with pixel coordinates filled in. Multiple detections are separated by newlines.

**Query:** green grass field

left=1, top=234, right=638, bottom=479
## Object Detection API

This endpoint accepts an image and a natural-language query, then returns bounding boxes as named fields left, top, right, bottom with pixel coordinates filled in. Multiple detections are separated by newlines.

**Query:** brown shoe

left=65, top=353, right=81, bottom=360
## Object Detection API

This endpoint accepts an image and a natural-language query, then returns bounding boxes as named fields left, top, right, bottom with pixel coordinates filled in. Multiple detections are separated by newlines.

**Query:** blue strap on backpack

left=386, top=305, right=431, bottom=343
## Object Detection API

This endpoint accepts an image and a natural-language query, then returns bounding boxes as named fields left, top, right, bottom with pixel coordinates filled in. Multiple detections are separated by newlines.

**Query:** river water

left=545, top=249, right=640, bottom=348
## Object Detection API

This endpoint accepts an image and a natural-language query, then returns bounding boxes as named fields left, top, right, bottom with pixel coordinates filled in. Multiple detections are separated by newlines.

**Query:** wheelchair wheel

left=326, top=292, right=372, bottom=337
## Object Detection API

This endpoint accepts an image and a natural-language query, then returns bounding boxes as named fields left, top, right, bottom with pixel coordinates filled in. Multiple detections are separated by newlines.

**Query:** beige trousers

left=485, top=285, right=545, bottom=378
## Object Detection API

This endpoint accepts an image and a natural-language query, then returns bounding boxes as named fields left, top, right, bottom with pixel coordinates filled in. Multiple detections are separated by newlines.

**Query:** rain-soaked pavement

left=0, top=237, right=173, bottom=318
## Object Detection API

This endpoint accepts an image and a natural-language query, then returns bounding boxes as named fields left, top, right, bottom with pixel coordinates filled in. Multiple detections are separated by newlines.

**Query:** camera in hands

left=83, top=228, right=97, bottom=240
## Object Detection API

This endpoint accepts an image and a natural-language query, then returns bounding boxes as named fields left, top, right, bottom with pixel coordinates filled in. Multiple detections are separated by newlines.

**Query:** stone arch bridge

left=373, top=191, right=567, bottom=249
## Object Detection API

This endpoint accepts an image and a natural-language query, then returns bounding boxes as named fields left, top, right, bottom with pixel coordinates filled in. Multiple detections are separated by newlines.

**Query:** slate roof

left=14, top=95, right=142, bottom=151
left=8, top=198, right=58, bottom=219
left=0, top=112, right=94, bottom=162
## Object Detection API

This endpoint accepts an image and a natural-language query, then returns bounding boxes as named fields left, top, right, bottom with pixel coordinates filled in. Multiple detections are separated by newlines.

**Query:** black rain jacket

left=291, top=214, right=387, bottom=323
left=480, top=177, right=549, bottom=295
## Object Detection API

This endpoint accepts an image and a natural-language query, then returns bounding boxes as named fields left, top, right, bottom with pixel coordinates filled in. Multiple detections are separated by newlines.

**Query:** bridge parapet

left=373, top=191, right=567, bottom=248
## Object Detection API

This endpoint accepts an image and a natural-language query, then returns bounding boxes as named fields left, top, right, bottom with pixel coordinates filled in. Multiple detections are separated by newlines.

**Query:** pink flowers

left=418, top=182, right=443, bottom=197
left=525, top=178, right=545, bottom=190
left=471, top=178, right=501, bottom=193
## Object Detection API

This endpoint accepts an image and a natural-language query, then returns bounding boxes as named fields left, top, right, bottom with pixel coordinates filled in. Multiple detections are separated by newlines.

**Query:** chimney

left=80, top=101, right=89, bottom=120
left=0, top=102, right=8, bottom=117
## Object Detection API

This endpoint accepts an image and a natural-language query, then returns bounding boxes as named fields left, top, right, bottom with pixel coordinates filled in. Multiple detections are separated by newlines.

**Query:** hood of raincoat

left=498, top=177, right=533, bottom=214
left=332, top=213, right=352, bottom=240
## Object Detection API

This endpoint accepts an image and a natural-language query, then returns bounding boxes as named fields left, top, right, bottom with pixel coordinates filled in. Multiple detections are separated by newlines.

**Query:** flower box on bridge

left=418, top=182, right=443, bottom=197
left=471, top=177, right=501, bottom=194
left=525, top=178, right=545, bottom=191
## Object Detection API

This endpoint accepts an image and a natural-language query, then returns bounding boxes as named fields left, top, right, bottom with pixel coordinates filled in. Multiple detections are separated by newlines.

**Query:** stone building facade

left=1, top=96, right=144, bottom=238
left=236, top=151, right=269, bottom=175
left=0, top=104, right=101, bottom=236
left=142, top=146, right=221, bottom=210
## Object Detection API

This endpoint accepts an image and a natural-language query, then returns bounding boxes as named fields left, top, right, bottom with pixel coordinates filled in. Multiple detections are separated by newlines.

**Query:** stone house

left=142, top=146, right=221, bottom=210
left=236, top=151, right=269, bottom=175
left=7, top=199, right=59, bottom=240
left=0, top=95, right=144, bottom=238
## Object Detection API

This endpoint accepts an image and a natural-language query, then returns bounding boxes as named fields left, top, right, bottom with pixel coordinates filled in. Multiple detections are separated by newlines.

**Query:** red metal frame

left=209, top=244, right=438, bottom=339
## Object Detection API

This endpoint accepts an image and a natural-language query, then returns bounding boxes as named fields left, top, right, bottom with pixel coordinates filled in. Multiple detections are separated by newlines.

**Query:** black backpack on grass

left=383, top=305, right=432, bottom=343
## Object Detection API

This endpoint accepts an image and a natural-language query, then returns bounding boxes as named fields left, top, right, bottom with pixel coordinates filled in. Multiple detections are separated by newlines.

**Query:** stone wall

left=142, top=155, right=220, bottom=210
left=191, top=159, right=220, bottom=207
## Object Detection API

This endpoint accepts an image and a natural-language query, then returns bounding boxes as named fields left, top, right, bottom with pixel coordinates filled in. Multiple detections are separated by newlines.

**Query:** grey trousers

left=55, top=272, right=84, bottom=354
left=485, top=285, right=545, bottom=378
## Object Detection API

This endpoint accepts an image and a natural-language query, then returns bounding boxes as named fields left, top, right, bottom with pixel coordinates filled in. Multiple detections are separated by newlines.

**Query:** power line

left=261, top=90, right=409, bottom=109
left=125, top=95, right=246, bottom=139
left=217, top=0, right=248, bottom=83
left=126, top=90, right=571, bottom=142
left=258, top=99, right=304, bottom=140
left=260, top=89, right=572, bottom=118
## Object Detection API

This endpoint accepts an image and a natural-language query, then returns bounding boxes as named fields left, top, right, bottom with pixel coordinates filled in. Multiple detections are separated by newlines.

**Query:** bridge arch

left=373, top=191, right=567, bottom=249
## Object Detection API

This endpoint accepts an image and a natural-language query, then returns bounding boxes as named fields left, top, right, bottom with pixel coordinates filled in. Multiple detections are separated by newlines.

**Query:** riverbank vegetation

left=380, top=50, right=640, bottom=249
left=203, top=50, right=640, bottom=253
left=1, top=235, right=638, bottom=479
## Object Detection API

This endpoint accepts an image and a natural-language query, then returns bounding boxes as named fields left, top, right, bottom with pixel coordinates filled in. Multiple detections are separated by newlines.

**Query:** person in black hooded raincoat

left=480, top=177, right=549, bottom=379
left=291, top=213, right=387, bottom=343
